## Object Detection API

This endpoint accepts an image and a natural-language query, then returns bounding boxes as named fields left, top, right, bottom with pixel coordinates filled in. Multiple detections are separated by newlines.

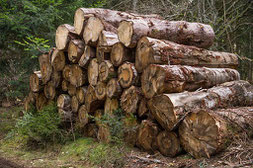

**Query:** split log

left=156, top=131, right=181, bottom=157
left=96, top=47, right=110, bottom=64
left=39, top=54, right=52, bottom=84
left=68, top=84, right=77, bottom=96
left=69, top=64, right=88, bottom=87
left=98, top=60, right=116, bottom=82
left=36, top=92, right=47, bottom=111
left=136, top=120, right=159, bottom=152
left=118, top=19, right=214, bottom=48
left=62, top=80, right=69, bottom=92
left=142, top=64, right=240, bottom=98
left=30, top=71, right=42, bottom=92
left=98, top=30, right=119, bottom=52
left=51, top=48, right=66, bottom=71
left=106, top=78, right=122, bottom=98
left=85, top=85, right=104, bottom=113
left=78, top=45, right=96, bottom=69
left=74, top=8, right=161, bottom=36
left=88, top=58, right=99, bottom=86
left=51, top=70, right=62, bottom=88
left=78, top=105, right=89, bottom=127
left=84, top=123, right=98, bottom=138
left=55, top=24, right=78, bottom=51
left=44, top=81, right=56, bottom=100
left=57, top=94, right=71, bottom=110
left=62, top=65, right=71, bottom=81
left=120, top=86, right=142, bottom=114
left=68, top=39, right=85, bottom=63
left=138, top=98, right=149, bottom=118
left=148, top=80, right=253, bottom=131
left=135, top=36, right=239, bottom=73
left=104, top=98, right=119, bottom=115
left=118, top=62, right=139, bottom=88
left=110, top=42, right=134, bottom=67
left=76, top=86, right=88, bottom=104
left=71, top=96, right=79, bottom=113
left=95, top=81, right=107, bottom=100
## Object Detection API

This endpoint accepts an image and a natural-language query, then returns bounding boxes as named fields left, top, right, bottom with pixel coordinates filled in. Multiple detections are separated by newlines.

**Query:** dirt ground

left=0, top=157, right=25, bottom=168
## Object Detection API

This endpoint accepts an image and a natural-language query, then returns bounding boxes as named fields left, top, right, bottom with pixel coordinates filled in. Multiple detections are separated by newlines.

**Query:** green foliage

left=13, top=103, right=63, bottom=146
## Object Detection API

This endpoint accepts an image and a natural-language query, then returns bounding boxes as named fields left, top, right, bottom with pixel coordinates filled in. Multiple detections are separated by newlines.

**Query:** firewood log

left=118, top=19, right=214, bottom=48
left=138, top=98, right=149, bottom=118
left=135, top=36, right=239, bottom=73
left=118, top=62, right=139, bottom=88
left=69, top=64, right=88, bottom=87
left=36, top=92, right=47, bottom=111
left=96, top=47, right=110, bottom=64
left=110, top=42, right=134, bottom=67
left=44, top=81, right=56, bottom=100
left=68, top=84, right=77, bottom=96
left=85, top=85, right=104, bottom=113
left=62, top=80, right=69, bottom=92
left=78, top=104, right=89, bottom=127
left=98, top=60, right=116, bottom=82
left=120, top=86, right=142, bottom=114
left=148, top=80, right=253, bottom=131
left=62, top=65, right=71, bottom=81
left=94, top=109, right=103, bottom=127
left=30, top=71, right=43, bottom=92
left=51, top=48, right=66, bottom=71
left=98, top=30, right=119, bottom=52
left=68, top=39, right=85, bottom=63
left=71, top=96, right=79, bottom=113
left=104, top=98, right=119, bottom=115
left=88, top=58, right=99, bottom=86
left=95, top=81, right=107, bottom=100
left=106, top=78, right=122, bottom=98
left=78, top=45, right=96, bottom=69
left=57, top=94, right=71, bottom=110
left=76, top=86, right=88, bottom=104
left=39, top=54, right=52, bottom=84
left=142, top=64, right=240, bottom=98
left=51, top=70, right=62, bottom=88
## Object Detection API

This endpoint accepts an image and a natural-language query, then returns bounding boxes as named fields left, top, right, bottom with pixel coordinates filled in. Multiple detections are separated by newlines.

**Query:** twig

left=129, top=155, right=168, bottom=165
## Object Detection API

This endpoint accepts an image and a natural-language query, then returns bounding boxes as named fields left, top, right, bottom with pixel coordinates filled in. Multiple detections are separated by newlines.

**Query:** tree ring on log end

left=118, top=21, right=133, bottom=48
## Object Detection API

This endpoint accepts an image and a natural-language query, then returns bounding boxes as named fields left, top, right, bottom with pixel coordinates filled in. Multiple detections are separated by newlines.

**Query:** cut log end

left=98, top=60, right=116, bottom=82
left=44, top=81, right=56, bottom=100
left=83, top=17, right=104, bottom=45
left=88, top=58, right=99, bottom=86
left=57, top=94, right=71, bottom=110
left=69, top=65, right=87, bottom=87
left=95, top=81, right=107, bottom=100
left=78, top=105, right=89, bottom=127
left=79, top=46, right=96, bottom=68
left=121, top=86, right=142, bottom=114
left=55, top=24, right=75, bottom=50
left=74, top=8, right=94, bottom=35
left=111, top=43, right=127, bottom=66
left=62, top=80, right=69, bottom=92
left=76, top=86, right=88, bottom=104
left=30, top=71, right=42, bottom=92
left=118, top=62, right=138, bottom=88
left=118, top=21, right=133, bottom=48
left=68, top=40, right=84, bottom=63
left=71, top=96, right=79, bottom=113
left=106, top=78, right=122, bottom=98
left=51, top=49, right=66, bottom=71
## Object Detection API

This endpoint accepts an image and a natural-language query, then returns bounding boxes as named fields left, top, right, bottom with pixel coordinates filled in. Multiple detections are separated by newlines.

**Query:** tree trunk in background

left=88, top=58, right=99, bottom=86
left=148, top=80, right=253, bottom=131
left=118, top=62, right=139, bottom=88
left=142, top=64, right=240, bottom=98
left=121, top=86, right=142, bottom=114
left=118, top=19, right=214, bottom=48
left=106, top=78, right=122, bottom=98
left=68, top=39, right=85, bottom=63
left=110, top=42, right=134, bottom=67
left=135, top=36, right=239, bottom=73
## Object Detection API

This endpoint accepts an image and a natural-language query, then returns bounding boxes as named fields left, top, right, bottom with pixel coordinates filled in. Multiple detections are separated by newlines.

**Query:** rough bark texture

left=69, top=64, right=88, bottom=87
left=118, top=19, right=214, bottom=48
left=106, top=78, right=122, bottom=98
left=156, top=131, right=181, bottom=157
left=78, top=45, right=96, bottom=69
left=76, top=86, right=88, bottom=104
left=30, top=71, right=42, bottom=92
left=88, top=58, right=99, bottom=86
left=98, top=30, right=119, bottom=52
left=44, top=81, right=56, bottom=100
left=39, top=54, right=52, bottom=84
left=78, top=104, right=89, bottom=127
left=95, top=81, right=107, bottom=100
left=55, top=24, right=78, bottom=51
left=51, top=48, right=66, bottom=71
left=99, top=60, right=116, bottom=82
left=142, top=64, right=240, bottom=98
left=120, top=86, right=142, bottom=114
left=135, top=36, right=239, bottom=73
left=71, top=96, right=79, bottom=113
left=136, top=120, right=159, bottom=152
left=148, top=80, right=253, bottom=131
left=68, top=39, right=85, bottom=63
left=110, top=42, right=134, bottom=67
left=118, top=62, right=139, bottom=88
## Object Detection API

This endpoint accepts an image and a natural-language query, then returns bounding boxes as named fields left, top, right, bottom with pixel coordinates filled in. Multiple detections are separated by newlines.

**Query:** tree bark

left=98, top=60, right=116, bottom=82
left=88, top=58, right=99, bottom=86
left=136, top=120, right=159, bottom=152
left=104, top=98, right=119, bottom=115
left=98, top=30, right=119, bottom=52
left=71, top=96, right=79, bottom=113
left=57, top=94, right=71, bottom=110
left=148, top=80, right=253, bottom=131
left=95, top=81, right=107, bottom=100
left=51, top=48, right=66, bottom=71
left=78, top=104, right=89, bottom=127
left=39, top=54, right=52, bottom=84
left=156, top=131, right=181, bottom=157
left=44, top=81, right=56, bottom=100
left=68, top=39, right=85, bottom=63
left=106, top=78, right=122, bottom=98
left=142, top=64, right=240, bottom=98
left=85, top=85, right=104, bottom=113
left=78, top=45, right=96, bottom=69
left=55, top=24, right=78, bottom=51
left=135, top=36, right=239, bottom=73
left=68, top=83, right=77, bottom=96
left=118, top=19, right=214, bottom=48
left=110, top=42, right=134, bottom=67
left=30, top=71, right=43, bottom=92
left=62, top=80, right=69, bottom=92
left=69, top=64, right=88, bottom=87
left=118, top=62, right=139, bottom=88
left=120, top=86, right=142, bottom=114
left=76, top=86, right=88, bottom=104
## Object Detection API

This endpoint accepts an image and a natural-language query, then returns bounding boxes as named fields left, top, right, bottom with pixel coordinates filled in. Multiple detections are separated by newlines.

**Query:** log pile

left=24, top=8, right=253, bottom=159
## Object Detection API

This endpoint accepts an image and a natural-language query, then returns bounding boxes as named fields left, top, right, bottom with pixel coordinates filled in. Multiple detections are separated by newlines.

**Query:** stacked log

left=24, top=8, right=253, bottom=159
